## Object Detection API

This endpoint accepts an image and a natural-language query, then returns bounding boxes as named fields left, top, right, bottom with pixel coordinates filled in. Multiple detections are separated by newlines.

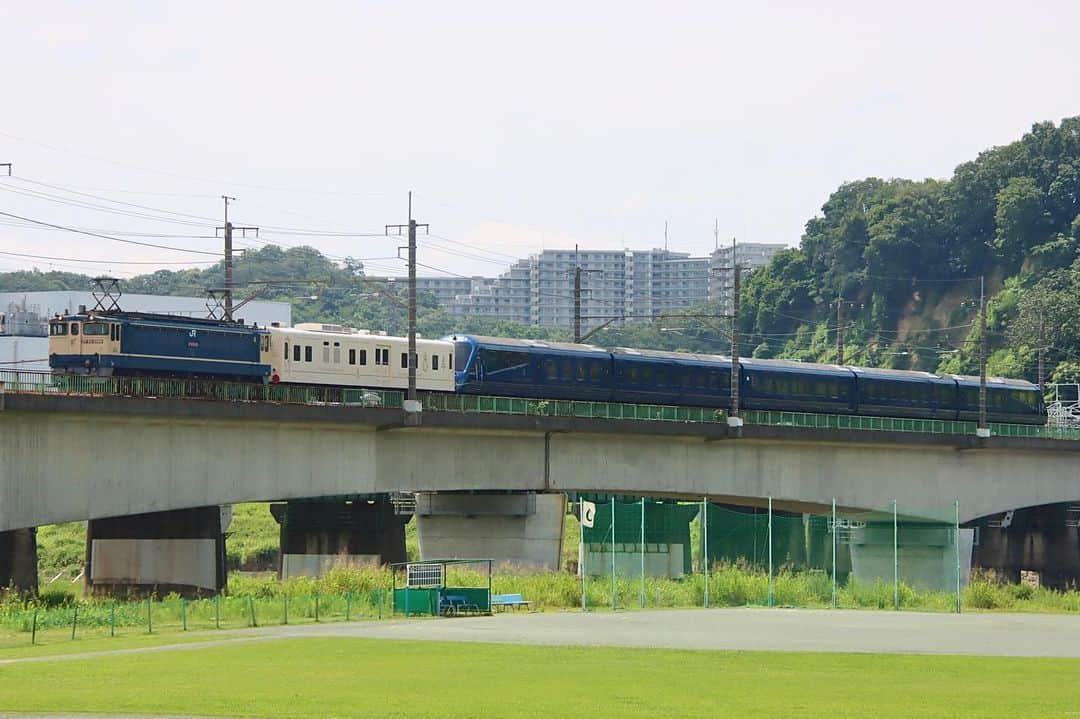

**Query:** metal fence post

left=580, top=503, right=587, bottom=612
left=767, top=496, right=774, bottom=608
left=181, top=598, right=187, bottom=631
left=315, top=593, right=320, bottom=623
left=831, top=498, right=837, bottom=609
left=248, top=596, right=257, bottom=627
left=283, top=594, right=289, bottom=625
left=71, top=604, right=78, bottom=640
left=146, top=598, right=152, bottom=634
left=110, top=602, right=116, bottom=637
left=702, top=497, right=709, bottom=609
left=893, top=499, right=899, bottom=610
left=610, top=496, right=616, bottom=611
left=214, top=594, right=221, bottom=629
left=378, top=588, right=383, bottom=620
left=31, top=609, right=37, bottom=645
left=955, top=499, right=962, bottom=614
left=639, top=496, right=646, bottom=609
left=345, top=592, right=351, bottom=622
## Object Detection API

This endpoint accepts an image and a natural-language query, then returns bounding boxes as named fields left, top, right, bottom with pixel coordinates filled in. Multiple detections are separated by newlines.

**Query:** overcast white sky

left=1, top=1, right=1078, bottom=281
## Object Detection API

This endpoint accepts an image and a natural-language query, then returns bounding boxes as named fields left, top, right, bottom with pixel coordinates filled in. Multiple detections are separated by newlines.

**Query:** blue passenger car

left=949, top=374, right=1045, bottom=425
left=739, top=358, right=857, bottom=414
left=450, top=335, right=614, bottom=401
left=49, top=312, right=270, bottom=381
left=611, top=348, right=731, bottom=407
left=851, top=367, right=957, bottom=420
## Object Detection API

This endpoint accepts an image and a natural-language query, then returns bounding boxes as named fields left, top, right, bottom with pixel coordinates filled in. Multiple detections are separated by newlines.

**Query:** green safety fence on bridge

left=3, top=368, right=1079, bottom=440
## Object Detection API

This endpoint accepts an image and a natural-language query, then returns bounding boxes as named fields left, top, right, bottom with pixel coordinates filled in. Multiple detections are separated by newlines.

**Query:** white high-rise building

left=708, top=243, right=786, bottom=315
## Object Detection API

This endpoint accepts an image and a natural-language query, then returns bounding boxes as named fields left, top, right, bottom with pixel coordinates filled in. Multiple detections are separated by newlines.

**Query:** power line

left=0, top=249, right=215, bottom=266
left=0, top=211, right=222, bottom=256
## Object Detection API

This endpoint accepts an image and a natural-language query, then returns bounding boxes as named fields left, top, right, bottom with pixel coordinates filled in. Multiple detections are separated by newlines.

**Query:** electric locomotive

left=48, top=310, right=270, bottom=381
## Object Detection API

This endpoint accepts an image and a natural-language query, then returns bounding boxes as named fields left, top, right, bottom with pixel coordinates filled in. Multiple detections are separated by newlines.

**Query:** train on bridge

left=48, top=311, right=1046, bottom=424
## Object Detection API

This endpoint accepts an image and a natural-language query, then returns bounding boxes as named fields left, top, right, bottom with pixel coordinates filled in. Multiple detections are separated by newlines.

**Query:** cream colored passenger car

left=264, top=323, right=455, bottom=392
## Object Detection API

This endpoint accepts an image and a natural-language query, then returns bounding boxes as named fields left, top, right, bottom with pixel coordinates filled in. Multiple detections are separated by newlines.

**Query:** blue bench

left=439, top=594, right=479, bottom=616
left=491, top=593, right=531, bottom=611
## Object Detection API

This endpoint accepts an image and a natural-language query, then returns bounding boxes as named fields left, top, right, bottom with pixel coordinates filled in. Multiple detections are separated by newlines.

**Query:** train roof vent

left=294, top=322, right=351, bottom=333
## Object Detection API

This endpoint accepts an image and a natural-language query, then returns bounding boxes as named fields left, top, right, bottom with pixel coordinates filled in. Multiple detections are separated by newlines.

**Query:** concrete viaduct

left=2, top=393, right=1079, bottom=593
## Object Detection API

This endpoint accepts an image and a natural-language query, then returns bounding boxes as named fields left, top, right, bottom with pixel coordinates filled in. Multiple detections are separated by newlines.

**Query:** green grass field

left=1, top=637, right=1078, bottom=718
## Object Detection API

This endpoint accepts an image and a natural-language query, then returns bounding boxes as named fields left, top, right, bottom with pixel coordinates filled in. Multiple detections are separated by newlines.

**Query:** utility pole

left=386, top=191, right=428, bottom=417
left=977, top=275, right=989, bottom=438
left=836, top=296, right=845, bottom=365
left=568, top=245, right=601, bottom=343
left=711, top=237, right=743, bottom=429
left=215, top=196, right=258, bottom=322
left=1038, top=312, right=1046, bottom=392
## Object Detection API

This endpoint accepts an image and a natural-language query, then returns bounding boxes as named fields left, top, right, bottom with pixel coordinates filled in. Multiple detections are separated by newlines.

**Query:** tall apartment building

left=378, top=242, right=785, bottom=336
left=444, top=248, right=711, bottom=333
left=708, top=242, right=785, bottom=315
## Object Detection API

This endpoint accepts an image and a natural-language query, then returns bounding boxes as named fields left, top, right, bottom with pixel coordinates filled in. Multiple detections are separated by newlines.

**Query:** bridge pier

left=0, top=528, right=38, bottom=594
left=416, top=492, right=565, bottom=570
left=972, top=504, right=1080, bottom=589
left=87, top=506, right=227, bottom=598
left=271, top=496, right=407, bottom=579
left=848, top=522, right=973, bottom=592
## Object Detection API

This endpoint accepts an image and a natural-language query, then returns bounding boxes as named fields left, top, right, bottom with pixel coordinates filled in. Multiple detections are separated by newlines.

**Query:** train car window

left=349, top=349, right=356, bottom=365
left=448, top=353, right=453, bottom=371
left=323, top=342, right=330, bottom=363
left=560, top=360, right=573, bottom=381
left=628, top=365, right=639, bottom=383
left=294, top=345, right=301, bottom=362
left=401, top=352, right=408, bottom=369
left=82, top=322, right=106, bottom=335
left=576, top=361, right=586, bottom=381
left=641, top=365, right=654, bottom=383
left=656, top=366, right=667, bottom=386
left=591, top=361, right=602, bottom=381
left=360, top=349, right=367, bottom=365
left=70, top=323, right=79, bottom=335
left=707, top=371, right=718, bottom=390
left=261, top=335, right=271, bottom=352
left=305, top=346, right=313, bottom=362
left=284, top=342, right=289, bottom=361
left=333, top=343, right=341, bottom=364
left=432, top=354, right=439, bottom=371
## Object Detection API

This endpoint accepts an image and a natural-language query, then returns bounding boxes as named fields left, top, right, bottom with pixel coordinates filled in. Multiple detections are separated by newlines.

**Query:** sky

left=1, top=0, right=1079, bottom=281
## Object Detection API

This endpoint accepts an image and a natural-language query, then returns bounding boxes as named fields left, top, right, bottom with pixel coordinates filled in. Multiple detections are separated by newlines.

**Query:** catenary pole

left=385, top=192, right=428, bottom=419
left=978, top=275, right=989, bottom=437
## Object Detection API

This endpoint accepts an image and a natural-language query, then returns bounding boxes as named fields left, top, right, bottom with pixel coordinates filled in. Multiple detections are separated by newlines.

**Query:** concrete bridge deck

left=2, top=393, right=1079, bottom=532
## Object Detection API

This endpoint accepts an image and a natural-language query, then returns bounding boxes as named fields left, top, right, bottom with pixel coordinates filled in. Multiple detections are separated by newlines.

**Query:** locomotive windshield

left=83, top=322, right=108, bottom=335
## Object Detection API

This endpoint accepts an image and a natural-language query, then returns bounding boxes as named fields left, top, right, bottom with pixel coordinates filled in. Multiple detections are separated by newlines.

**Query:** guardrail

left=2, top=368, right=1077, bottom=440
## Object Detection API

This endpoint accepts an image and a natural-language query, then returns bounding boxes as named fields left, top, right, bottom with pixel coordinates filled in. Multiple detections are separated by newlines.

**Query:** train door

left=374, top=343, right=391, bottom=380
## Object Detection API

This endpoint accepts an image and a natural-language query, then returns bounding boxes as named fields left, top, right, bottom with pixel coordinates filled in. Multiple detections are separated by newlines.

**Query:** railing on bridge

left=3, top=368, right=1079, bottom=441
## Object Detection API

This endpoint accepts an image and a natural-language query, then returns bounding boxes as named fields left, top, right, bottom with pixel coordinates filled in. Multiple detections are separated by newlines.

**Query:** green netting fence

left=569, top=495, right=972, bottom=613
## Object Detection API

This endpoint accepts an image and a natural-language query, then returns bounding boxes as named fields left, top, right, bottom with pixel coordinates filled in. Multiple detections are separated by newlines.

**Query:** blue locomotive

left=449, top=335, right=1046, bottom=425
left=48, top=311, right=270, bottom=381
